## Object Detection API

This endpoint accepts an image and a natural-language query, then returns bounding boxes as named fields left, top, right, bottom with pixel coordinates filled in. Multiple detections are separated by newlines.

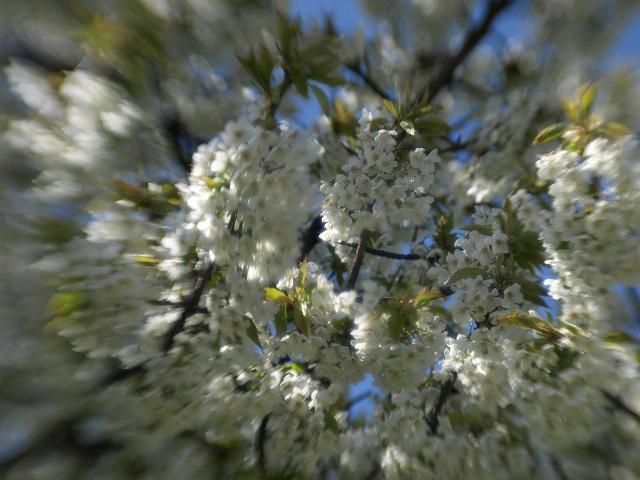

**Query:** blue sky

left=291, top=0, right=640, bottom=64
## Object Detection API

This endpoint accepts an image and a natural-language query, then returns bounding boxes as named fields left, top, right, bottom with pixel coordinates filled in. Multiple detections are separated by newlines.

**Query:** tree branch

left=338, top=241, right=422, bottom=260
left=602, top=390, right=640, bottom=424
left=255, top=413, right=271, bottom=474
left=345, top=61, right=392, bottom=101
left=298, top=215, right=324, bottom=263
left=426, top=372, right=458, bottom=434
left=162, top=263, right=216, bottom=353
left=346, top=230, right=371, bottom=290
left=417, top=0, right=514, bottom=104
left=345, top=391, right=380, bottom=411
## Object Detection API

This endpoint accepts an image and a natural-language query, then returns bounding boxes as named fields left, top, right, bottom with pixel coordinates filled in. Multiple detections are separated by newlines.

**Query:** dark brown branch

left=550, top=457, right=570, bottom=480
left=298, top=215, right=324, bottom=263
left=163, top=114, right=200, bottom=173
left=162, top=263, right=216, bottom=353
left=426, top=372, right=458, bottom=434
left=603, top=390, right=640, bottom=424
left=346, top=230, right=371, bottom=290
left=345, top=62, right=392, bottom=101
left=339, top=241, right=421, bottom=260
left=100, top=359, right=147, bottom=387
left=345, top=391, right=379, bottom=411
left=440, top=136, right=477, bottom=153
left=255, top=413, right=271, bottom=474
left=418, top=0, right=513, bottom=104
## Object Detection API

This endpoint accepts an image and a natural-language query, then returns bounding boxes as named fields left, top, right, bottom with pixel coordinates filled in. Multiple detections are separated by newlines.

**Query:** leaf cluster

left=264, top=260, right=313, bottom=336
left=237, top=12, right=344, bottom=107
left=533, top=83, right=631, bottom=151
left=108, top=179, right=181, bottom=219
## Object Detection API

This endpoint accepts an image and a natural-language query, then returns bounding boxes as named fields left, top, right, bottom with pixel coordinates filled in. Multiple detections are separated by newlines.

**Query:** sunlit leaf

left=265, top=288, right=292, bottom=305
left=495, top=312, right=561, bottom=340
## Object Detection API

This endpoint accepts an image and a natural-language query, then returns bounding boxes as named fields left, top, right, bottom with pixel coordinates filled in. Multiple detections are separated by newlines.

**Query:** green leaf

left=236, top=48, right=272, bottom=95
left=311, top=85, right=331, bottom=116
left=532, top=123, right=567, bottom=145
left=279, top=362, right=305, bottom=374
left=495, top=312, right=561, bottom=340
left=448, top=267, right=487, bottom=284
left=312, top=73, right=344, bottom=87
left=388, top=313, right=404, bottom=341
left=265, top=288, right=292, bottom=305
left=244, top=315, right=262, bottom=349
left=599, top=122, right=631, bottom=138
left=413, top=116, right=451, bottom=137
left=561, top=99, right=579, bottom=123
left=413, top=288, right=442, bottom=308
left=131, top=254, right=159, bottom=265
left=289, top=64, right=309, bottom=97
left=369, top=117, right=389, bottom=130
left=33, top=217, right=80, bottom=244
left=275, top=305, right=289, bottom=336
left=383, top=99, right=399, bottom=119
left=293, top=304, right=311, bottom=335
left=47, top=291, right=89, bottom=318
left=328, top=244, right=348, bottom=288
left=603, top=331, right=637, bottom=345
left=297, top=258, right=308, bottom=287
left=197, top=176, right=229, bottom=191
left=512, top=275, right=547, bottom=307
left=577, top=82, right=598, bottom=118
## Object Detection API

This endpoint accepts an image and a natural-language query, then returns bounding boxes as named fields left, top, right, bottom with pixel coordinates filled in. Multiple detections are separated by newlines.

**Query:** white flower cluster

left=320, top=116, right=440, bottom=247
left=538, top=136, right=640, bottom=304
left=3, top=1, right=640, bottom=477
left=350, top=280, right=447, bottom=391
left=4, top=62, right=172, bottom=201
left=184, top=119, right=320, bottom=283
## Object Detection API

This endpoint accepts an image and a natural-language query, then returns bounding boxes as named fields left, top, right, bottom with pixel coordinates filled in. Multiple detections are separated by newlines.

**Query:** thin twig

left=416, top=0, right=514, bottom=104
left=345, top=62, right=392, bottom=101
left=346, top=230, right=371, bottom=290
left=339, top=241, right=421, bottom=261
left=345, top=391, right=380, bottom=411
left=268, top=70, right=292, bottom=124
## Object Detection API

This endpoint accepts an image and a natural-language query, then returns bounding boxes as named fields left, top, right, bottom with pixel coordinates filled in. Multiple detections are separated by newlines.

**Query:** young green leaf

left=532, top=123, right=567, bottom=145
left=495, top=312, right=562, bottom=340
left=448, top=267, right=487, bottom=284
left=265, top=288, right=292, bottom=305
